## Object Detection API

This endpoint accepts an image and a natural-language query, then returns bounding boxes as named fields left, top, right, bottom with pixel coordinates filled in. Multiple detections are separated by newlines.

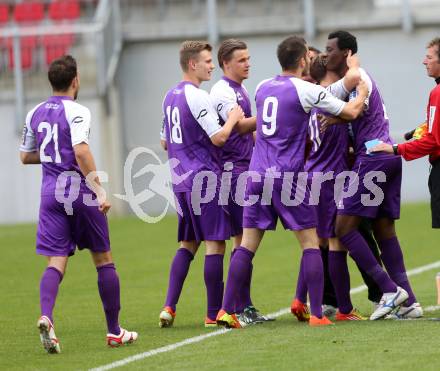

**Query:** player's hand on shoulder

left=318, top=114, right=340, bottom=133
left=346, top=50, right=360, bottom=69
left=356, top=79, right=369, bottom=98
left=227, top=105, right=245, bottom=123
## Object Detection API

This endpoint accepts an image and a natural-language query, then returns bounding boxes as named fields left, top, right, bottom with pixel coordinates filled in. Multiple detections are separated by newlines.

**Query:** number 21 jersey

left=20, top=96, right=91, bottom=196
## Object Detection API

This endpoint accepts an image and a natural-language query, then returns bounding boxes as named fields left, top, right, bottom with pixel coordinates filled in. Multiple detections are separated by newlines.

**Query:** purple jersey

left=162, top=81, right=223, bottom=192
left=350, top=68, right=394, bottom=158
left=251, top=75, right=346, bottom=175
left=20, top=96, right=91, bottom=196
left=305, top=108, right=349, bottom=173
left=210, top=76, right=253, bottom=173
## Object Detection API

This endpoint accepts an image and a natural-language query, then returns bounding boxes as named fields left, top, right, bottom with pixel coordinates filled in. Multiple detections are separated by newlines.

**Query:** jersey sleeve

left=63, top=100, right=91, bottom=146
left=327, top=78, right=349, bottom=100
left=210, top=81, right=237, bottom=122
left=19, top=110, right=37, bottom=152
left=294, top=78, right=346, bottom=115
left=185, top=85, right=222, bottom=138
left=19, top=102, right=45, bottom=152
left=160, top=118, right=166, bottom=140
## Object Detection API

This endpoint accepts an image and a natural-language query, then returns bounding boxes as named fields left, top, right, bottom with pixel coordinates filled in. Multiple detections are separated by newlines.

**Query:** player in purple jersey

left=159, top=41, right=244, bottom=328
left=322, top=31, right=421, bottom=320
left=216, top=36, right=369, bottom=328
left=19, top=56, right=137, bottom=353
left=210, top=39, right=273, bottom=326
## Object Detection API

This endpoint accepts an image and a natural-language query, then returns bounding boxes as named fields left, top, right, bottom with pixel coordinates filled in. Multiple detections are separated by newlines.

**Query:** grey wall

left=116, top=27, right=438, bottom=207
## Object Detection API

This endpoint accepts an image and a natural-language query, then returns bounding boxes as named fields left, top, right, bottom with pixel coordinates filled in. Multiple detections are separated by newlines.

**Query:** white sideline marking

left=90, top=260, right=440, bottom=371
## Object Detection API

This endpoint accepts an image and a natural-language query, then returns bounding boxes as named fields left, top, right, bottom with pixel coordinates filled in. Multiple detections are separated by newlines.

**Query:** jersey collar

left=222, top=75, right=242, bottom=88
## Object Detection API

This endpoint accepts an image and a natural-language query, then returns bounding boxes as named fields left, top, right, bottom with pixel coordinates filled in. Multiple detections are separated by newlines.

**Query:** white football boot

left=37, top=316, right=61, bottom=354
left=107, top=327, right=138, bottom=347
left=386, top=302, right=423, bottom=319
left=370, top=287, right=409, bottom=320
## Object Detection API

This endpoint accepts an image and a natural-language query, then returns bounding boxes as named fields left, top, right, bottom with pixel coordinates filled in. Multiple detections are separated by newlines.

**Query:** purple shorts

left=175, top=191, right=231, bottom=242
left=229, top=175, right=244, bottom=236
left=337, top=156, right=402, bottom=219
left=243, top=176, right=317, bottom=231
left=36, top=195, right=110, bottom=257
left=314, top=179, right=337, bottom=238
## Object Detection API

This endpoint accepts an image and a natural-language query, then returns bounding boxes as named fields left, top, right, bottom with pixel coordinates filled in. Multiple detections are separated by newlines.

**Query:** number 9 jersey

left=250, top=75, right=346, bottom=175
left=20, top=96, right=91, bottom=196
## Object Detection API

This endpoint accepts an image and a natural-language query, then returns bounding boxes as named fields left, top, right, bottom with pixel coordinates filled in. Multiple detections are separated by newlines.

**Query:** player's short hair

left=277, top=36, right=307, bottom=71
left=309, top=54, right=327, bottom=83
left=179, top=40, right=212, bottom=72
left=308, top=46, right=321, bottom=54
left=328, top=30, right=358, bottom=54
left=427, top=37, right=440, bottom=59
left=217, top=39, right=247, bottom=69
left=48, top=55, right=77, bottom=91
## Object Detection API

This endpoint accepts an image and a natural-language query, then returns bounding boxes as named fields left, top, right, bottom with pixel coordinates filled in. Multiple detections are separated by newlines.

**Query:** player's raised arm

left=338, top=79, right=369, bottom=120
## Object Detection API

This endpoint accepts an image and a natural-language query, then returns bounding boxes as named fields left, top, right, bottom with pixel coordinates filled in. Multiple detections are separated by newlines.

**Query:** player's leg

left=36, top=195, right=75, bottom=354
left=336, top=214, right=408, bottom=319
left=91, top=251, right=137, bottom=346
left=160, top=240, right=199, bottom=327
left=217, top=227, right=265, bottom=328
left=38, top=256, right=67, bottom=354
left=373, top=217, right=421, bottom=318
left=319, top=238, right=338, bottom=317
left=357, top=219, right=383, bottom=305
left=204, top=240, right=226, bottom=326
left=159, top=191, right=202, bottom=327
left=291, top=253, right=310, bottom=322
left=328, top=238, right=365, bottom=320
left=40, top=256, right=67, bottom=323
left=294, top=228, right=332, bottom=326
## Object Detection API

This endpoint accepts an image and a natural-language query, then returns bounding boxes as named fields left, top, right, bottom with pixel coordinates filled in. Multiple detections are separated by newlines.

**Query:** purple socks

left=340, top=230, right=397, bottom=293
left=302, top=249, right=324, bottom=318
left=164, top=248, right=194, bottom=311
left=223, top=247, right=254, bottom=314
left=295, top=256, right=307, bottom=303
left=328, top=251, right=353, bottom=314
left=231, top=248, right=253, bottom=313
left=204, top=254, right=224, bottom=320
left=40, top=267, right=63, bottom=323
left=97, top=263, right=121, bottom=335
left=379, top=236, right=416, bottom=305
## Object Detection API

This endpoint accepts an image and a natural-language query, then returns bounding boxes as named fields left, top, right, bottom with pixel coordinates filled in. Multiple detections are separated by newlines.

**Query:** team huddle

left=159, top=31, right=420, bottom=329
left=20, top=30, right=435, bottom=355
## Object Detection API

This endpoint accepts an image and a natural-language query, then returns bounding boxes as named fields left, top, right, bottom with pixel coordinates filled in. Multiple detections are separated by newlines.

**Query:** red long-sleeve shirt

left=398, top=78, right=440, bottom=163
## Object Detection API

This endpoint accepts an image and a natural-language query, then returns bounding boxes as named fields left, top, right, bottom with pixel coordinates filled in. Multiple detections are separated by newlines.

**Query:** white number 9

left=262, top=96, right=278, bottom=136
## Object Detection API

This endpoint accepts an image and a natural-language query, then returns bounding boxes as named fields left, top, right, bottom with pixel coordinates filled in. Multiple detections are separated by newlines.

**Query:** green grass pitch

left=1, top=203, right=440, bottom=370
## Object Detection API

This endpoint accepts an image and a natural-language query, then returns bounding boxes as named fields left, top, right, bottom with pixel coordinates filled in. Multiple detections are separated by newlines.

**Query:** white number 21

left=38, top=122, right=61, bottom=163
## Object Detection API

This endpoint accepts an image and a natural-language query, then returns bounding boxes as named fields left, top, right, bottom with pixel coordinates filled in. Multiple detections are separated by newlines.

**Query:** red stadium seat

left=0, top=4, right=9, bottom=24
left=49, top=0, right=80, bottom=21
left=13, top=1, right=45, bottom=23
left=7, top=36, right=37, bottom=70
left=42, top=34, right=74, bottom=66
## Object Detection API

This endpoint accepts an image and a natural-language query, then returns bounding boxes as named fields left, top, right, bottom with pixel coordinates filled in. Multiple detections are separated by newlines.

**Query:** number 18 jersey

left=162, top=81, right=223, bottom=192
left=20, top=96, right=91, bottom=196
